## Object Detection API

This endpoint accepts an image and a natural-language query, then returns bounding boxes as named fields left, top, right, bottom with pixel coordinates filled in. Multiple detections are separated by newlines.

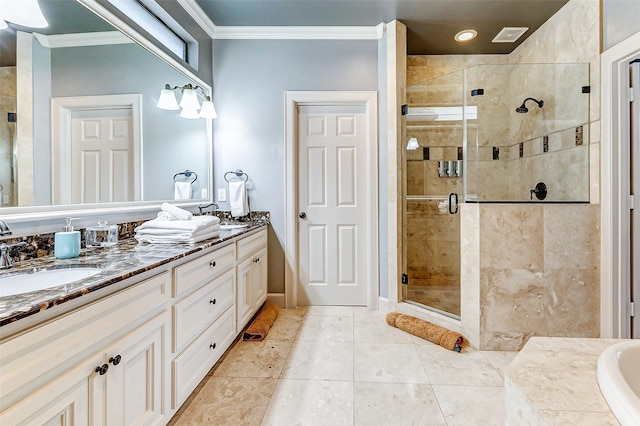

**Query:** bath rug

left=242, top=304, right=279, bottom=341
left=385, top=311, right=464, bottom=352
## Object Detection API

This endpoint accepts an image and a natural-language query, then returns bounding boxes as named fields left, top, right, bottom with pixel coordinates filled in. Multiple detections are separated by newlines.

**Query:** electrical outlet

left=2, top=195, right=8, bottom=204
left=217, top=188, right=226, bottom=202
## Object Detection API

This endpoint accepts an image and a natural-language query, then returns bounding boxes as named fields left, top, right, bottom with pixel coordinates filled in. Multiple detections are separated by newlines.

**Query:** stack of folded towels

left=134, top=203, right=221, bottom=244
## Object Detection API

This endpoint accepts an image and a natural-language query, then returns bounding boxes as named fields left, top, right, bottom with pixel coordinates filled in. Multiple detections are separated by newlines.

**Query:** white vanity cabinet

left=0, top=226, right=269, bottom=425
left=236, top=229, right=268, bottom=332
left=0, top=272, right=171, bottom=425
left=170, top=243, right=237, bottom=408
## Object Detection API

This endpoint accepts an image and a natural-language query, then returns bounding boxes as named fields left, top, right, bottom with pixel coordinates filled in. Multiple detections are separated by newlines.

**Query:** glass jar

left=85, top=221, right=118, bottom=247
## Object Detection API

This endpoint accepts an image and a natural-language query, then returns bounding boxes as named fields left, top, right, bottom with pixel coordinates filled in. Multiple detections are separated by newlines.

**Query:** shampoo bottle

left=55, top=217, right=81, bottom=259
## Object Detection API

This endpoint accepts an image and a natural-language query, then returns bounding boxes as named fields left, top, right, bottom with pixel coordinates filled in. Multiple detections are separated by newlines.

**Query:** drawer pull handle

left=109, top=355, right=122, bottom=366
left=253, top=258, right=260, bottom=264
left=210, top=260, right=217, bottom=267
left=95, top=364, right=109, bottom=375
left=210, top=299, right=217, bottom=305
left=210, top=343, right=217, bottom=350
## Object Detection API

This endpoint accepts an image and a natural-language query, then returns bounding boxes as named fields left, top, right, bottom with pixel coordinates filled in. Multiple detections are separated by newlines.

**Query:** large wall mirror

left=0, top=0, right=212, bottom=219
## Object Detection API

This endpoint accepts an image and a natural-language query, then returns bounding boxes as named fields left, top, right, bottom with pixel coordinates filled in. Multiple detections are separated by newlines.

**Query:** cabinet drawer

left=236, top=229, right=267, bottom=260
left=174, top=243, right=235, bottom=297
left=173, top=269, right=235, bottom=352
left=172, top=306, right=235, bottom=409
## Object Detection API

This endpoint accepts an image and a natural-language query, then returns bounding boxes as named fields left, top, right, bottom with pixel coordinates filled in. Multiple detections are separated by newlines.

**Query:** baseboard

left=267, top=293, right=285, bottom=308
left=378, top=297, right=390, bottom=313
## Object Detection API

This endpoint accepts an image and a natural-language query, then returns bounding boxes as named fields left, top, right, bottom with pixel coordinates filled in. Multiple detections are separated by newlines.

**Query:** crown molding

left=175, top=0, right=217, bottom=39
left=33, top=31, right=133, bottom=48
left=212, top=25, right=381, bottom=40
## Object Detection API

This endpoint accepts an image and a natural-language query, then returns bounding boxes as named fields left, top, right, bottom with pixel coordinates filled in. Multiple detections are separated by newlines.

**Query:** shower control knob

left=299, top=212, right=307, bottom=219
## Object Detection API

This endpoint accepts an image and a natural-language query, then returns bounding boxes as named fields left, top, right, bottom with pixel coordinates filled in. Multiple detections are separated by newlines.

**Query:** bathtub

left=597, top=340, right=640, bottom=426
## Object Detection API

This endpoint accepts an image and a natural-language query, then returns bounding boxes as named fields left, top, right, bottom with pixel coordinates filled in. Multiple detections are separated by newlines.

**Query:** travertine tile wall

left=407, top=0, right=601, bottom=349
left=0, top=67, right=16, bottom=207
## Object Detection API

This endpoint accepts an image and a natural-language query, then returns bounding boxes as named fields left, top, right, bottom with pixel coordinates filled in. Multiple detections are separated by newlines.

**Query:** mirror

left=0, top=0, right=211, bottom=213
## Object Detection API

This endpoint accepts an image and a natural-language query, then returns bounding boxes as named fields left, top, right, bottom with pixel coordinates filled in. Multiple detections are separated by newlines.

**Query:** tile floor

left=169, top=306, right=517, bottom=426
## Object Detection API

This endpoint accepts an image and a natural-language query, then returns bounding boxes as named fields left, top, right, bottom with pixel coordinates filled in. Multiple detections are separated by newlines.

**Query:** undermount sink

left=219, top=224, right=249, bottom=230
left=0, top=267, right=102, bottom=297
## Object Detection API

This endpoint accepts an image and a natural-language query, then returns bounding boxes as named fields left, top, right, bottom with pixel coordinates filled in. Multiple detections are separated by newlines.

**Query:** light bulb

left=406, top=137, right=420, bottom=150
left=179, top=88, right=201, bottom=110
left=156, top=88, right=179, bottom=110
left=199, top=100, right=217, bottom=119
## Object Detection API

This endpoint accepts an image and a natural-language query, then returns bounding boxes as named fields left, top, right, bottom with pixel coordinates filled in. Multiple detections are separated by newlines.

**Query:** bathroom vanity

left=0, top=225, right=267, bottom=424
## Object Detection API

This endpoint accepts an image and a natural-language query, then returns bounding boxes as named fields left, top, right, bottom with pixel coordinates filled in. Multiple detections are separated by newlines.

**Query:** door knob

left=299, top=212, right=307, bottom=219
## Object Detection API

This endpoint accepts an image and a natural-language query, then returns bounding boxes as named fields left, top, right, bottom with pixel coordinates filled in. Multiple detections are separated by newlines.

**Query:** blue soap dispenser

left=55, top=217, right=81, bottom=259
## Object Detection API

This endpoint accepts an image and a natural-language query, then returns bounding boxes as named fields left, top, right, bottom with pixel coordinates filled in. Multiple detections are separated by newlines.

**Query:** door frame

left=51, top=94, right=142, bottom=205
left=284, top=91, right=379, bottom=308
left=601, top=31, right=640, bottom=338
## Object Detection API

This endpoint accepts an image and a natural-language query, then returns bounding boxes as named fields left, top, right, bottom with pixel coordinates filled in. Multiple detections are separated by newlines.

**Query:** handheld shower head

left=516, top=97, right=544, bottom=113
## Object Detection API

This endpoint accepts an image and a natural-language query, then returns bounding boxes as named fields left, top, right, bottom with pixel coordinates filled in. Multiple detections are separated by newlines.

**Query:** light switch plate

left=217, top=188, right=226, bottom=202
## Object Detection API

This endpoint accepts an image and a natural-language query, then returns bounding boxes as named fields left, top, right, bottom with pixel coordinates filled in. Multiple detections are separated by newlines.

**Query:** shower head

left=516, top=97, right=544, bottom=113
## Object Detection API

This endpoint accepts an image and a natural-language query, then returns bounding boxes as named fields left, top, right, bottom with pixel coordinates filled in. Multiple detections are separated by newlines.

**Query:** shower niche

left=401, top=63, right=590, bottom=320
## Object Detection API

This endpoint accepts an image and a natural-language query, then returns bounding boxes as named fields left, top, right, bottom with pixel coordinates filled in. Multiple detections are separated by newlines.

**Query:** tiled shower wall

left=407, top=0, right=601, bottom=349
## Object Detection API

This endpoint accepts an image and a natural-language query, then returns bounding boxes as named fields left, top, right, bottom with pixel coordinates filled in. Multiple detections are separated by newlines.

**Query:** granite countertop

left=505, top=336, right=622, bottom=425
left=0, top=223, right=267, bottom=327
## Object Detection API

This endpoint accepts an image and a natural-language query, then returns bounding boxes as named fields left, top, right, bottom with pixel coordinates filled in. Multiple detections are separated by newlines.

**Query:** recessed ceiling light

left=492, top=27, right=529, bottom=43
left=454, top=29, right=477, bottom=42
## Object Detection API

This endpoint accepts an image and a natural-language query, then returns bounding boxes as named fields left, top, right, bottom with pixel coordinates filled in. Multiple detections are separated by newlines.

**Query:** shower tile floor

left=406, top=284, right=461, bottom=316
left=169, top=306, right=516, bottom=426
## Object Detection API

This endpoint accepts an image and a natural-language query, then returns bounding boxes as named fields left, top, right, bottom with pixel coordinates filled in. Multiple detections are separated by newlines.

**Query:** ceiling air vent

left=492, top=27, right=529, bottom=43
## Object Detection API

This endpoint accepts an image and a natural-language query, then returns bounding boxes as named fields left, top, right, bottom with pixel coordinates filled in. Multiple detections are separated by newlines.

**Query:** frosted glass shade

left=0, top=0, right=48, bottom=28
left=406, top=137, right=420, bottom=150
left=179, top=88, right=201, bottom=110
left=156, top=89, right=179, bottom=110
left=180, top=107, right=200, bottom=119
left=0, top=18, right=7, bottom=30
left=199, top=100, right=217, bottom=119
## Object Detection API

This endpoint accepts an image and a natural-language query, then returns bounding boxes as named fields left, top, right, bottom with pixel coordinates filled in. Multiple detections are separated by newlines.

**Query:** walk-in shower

left=401, top=63, right=590, bottom=318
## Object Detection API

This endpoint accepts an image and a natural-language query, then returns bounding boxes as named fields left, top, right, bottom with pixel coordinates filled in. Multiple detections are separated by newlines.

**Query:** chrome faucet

left=0, top=220, right=11, bottom=237
left=0, top=241, right=28, bottom=270
left=198, top=203, right=219, bottom=215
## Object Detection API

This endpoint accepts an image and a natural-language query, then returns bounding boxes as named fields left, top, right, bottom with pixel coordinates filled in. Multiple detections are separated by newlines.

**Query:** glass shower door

left=401, top=70, right=464, bottom=318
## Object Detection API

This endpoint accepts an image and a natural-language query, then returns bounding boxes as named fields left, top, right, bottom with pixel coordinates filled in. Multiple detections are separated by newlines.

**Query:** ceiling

left=194, top=0, right=569, bottom=55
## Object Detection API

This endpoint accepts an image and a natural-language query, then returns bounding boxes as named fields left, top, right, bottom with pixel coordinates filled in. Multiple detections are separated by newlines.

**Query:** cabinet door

left=251, top=247, right=268, bottom=310
left=236, top=256, right=254, bottom=332
left=0, top=353, right=100, bottom=425
left=91, top=311, right=168, bottom=426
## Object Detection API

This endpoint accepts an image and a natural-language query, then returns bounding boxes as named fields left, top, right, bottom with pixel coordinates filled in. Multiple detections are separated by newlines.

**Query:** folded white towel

left=136, top=224, right=220, bottom=237
left=174, top=181, right=192, bottom=200
left=229, top=180, right=249, bottom=218
left=157, top=212, right=177, bottom=221
left=135, top=230, right=220, bottom=244
left=135, top=215, right=219, bottom=234
left=161, top=202, right=193, bottom=221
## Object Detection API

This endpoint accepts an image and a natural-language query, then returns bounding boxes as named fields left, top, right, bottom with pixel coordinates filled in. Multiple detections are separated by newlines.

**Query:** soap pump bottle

left=54, top=217, right=81, bottom=259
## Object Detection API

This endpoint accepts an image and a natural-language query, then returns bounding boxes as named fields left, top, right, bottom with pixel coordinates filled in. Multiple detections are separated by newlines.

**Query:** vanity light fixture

left=406, top=137, right=420, bottom=150
left=156, top=83, right=217, bottom=119
left=454, top=29, right=477, bottom=42
left=0, top=0, right=49, bottom=28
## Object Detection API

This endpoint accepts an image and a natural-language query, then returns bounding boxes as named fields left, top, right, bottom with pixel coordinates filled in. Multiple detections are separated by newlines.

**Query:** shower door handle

left=448, top=193, right=459, bottom=215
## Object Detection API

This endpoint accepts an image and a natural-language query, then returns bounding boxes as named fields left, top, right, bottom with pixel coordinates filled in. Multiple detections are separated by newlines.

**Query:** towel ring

left=224, top=169, right=248, bottom=183
left=173, top=170, right=198, bottom=184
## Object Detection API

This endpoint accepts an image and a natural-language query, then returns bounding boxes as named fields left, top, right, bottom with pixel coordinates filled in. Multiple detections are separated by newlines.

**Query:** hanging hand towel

left=229, top=180, right=249, bottom=218
left=174, top=181, right=192, bottom=200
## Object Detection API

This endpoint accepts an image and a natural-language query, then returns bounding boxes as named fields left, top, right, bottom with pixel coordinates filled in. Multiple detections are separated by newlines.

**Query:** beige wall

left=0, top=67, right=17, bottom=207
left=406, top=0, right=601, bottom=349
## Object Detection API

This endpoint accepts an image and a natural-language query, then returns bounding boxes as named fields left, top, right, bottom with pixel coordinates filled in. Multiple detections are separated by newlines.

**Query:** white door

left=297, top=104, right=368, bottom=305
left=71, top=108, right=134, bottom=204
